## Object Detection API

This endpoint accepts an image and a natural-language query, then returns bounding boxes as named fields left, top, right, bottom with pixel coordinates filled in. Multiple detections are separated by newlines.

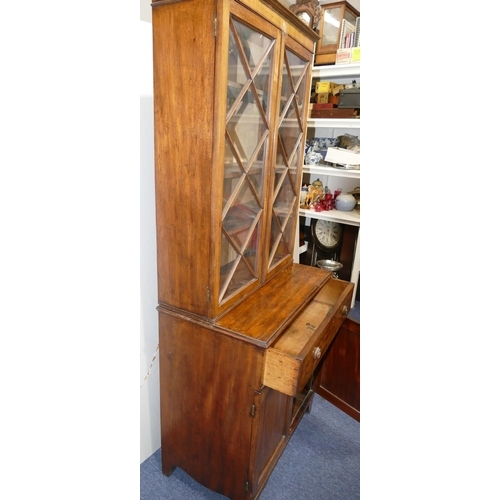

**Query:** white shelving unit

left=311, top=62, right=360, bottom=79
left=303, top=164, right=360, bottom=179
left=308, top=118, right=360, bottom=128
left=295, top=62, right=361, bottom=307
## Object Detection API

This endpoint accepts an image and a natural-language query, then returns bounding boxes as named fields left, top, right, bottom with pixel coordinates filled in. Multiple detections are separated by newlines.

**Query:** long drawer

left=263, top=278, right=353, bottom=397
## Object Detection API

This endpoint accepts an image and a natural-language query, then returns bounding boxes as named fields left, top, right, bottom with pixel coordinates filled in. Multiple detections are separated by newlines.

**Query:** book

left=354, top=17, right=360, bottom=47
left=325, top=147, right=360, bottom=168
left=335, top=48, right=352, bottom=65
left=351, top=47, right=360, bottom=63
left=339, top=19, right=356, bottom=49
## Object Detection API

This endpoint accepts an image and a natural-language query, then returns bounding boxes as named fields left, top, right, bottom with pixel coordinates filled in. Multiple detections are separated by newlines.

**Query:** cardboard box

left=330, top=84, right=344, bottom=96
left=315, top=81, right=332, bottom=94
left=329, top=94, right=339, bottom=106
left=316, top=92, right=330, bottom=104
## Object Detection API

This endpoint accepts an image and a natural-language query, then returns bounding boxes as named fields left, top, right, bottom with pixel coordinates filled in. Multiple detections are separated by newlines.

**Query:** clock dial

left=311, top=219, right=342, bottom=251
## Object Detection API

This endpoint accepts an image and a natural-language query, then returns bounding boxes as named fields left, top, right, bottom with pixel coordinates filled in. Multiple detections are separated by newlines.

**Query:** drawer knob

left=313, top=347, right=322, bottom=360
left=342, top=305, right=349, bottom=316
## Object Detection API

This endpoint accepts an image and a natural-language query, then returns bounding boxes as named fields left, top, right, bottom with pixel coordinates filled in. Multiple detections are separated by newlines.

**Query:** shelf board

left=302, top=165, right=360, bottom=179
left=312, top=63, right=360, bottom=79
left=307, top=118, right=360, bottom=128
left=299, top=207, right=360, bottom=227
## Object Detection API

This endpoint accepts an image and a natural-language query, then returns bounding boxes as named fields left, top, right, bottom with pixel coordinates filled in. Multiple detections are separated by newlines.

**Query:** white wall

left=140, top=0, right=152, bottom=23
left=139, top=19, right=161, bottom=464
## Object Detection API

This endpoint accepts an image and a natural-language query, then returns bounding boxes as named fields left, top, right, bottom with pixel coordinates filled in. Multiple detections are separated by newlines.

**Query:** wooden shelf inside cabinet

left=307, top=118, right=360, bottom=128
left=299, top=207, right=360, bottom=227
left=303, top=165, right=359, bottom=179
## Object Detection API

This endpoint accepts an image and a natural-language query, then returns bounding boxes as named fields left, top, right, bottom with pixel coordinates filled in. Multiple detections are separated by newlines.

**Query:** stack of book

left=336, top=16, right=360, bottom=65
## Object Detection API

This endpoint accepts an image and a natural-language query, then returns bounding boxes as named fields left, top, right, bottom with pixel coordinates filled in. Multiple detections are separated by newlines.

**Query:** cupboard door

left=250, top=387, right=289, bottom=497
left=315, top=317, right=360, bottom=421
left=220, top=12, right=279, bottom=306
left=268, top=37, right=312, bottom=273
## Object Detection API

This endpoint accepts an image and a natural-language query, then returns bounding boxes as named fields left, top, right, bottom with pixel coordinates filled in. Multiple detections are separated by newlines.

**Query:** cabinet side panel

left=152, top=0, right=216, bottom=315
left=159, top=311, right=264, bottom=498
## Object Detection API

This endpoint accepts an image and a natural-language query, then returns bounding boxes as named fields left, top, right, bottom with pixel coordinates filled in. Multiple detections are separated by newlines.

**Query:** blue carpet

left=141, top=394, right=359, bottom=500
left=348, top=300, right=360, bottom=323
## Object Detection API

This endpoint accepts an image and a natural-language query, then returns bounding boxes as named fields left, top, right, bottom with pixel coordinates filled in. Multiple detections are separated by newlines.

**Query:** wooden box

left=310, top=108, right=357, bottom=118
left=312, top=102, right=334, bottom=109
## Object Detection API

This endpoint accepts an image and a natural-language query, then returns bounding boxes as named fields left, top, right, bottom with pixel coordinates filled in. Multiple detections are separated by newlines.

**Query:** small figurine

left=300, top=179, right=323, bottom=209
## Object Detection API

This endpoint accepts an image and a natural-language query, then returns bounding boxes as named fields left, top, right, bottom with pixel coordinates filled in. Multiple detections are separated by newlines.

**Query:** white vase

left=335, top=193, right=357, bottom=212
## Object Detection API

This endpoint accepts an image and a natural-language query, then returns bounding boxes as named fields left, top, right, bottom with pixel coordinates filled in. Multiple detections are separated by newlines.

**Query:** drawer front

left=263, top=279, right=353, bottom=397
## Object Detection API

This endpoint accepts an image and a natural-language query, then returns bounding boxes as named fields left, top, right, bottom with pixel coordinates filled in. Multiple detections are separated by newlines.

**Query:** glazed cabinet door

left=216, top=1, right=315, bottom=315
left=218, top=3, right=281, bottom=309
left=266, top=35, right=312, bottom=276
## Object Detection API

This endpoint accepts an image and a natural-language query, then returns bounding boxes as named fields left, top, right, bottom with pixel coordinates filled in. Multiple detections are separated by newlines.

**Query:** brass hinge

left=206, top=287, right=210, bottom=303
left=250, top=404, right=256, bottom=417
left=214, top=17, right=218, bottom=37
left=245, top=481, right=250, bottom=492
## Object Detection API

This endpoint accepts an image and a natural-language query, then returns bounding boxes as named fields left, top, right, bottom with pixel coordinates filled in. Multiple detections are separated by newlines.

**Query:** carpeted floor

left=141, top=302, right=360, bottom=500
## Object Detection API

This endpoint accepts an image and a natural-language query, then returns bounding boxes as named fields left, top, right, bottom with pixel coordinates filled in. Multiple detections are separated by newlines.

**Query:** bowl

left=316, top=260, right=343, bottom=272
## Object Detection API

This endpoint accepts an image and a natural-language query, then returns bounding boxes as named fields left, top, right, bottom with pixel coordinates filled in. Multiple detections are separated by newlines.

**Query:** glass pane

left=344, top=11, right=357, bottom=26
left=321, top=7, right=342, bottom=46
left=279, top=63, right=293, bottom=116
left=227, top=28, right=248, bottom=110
left=274, top=174, right=295, bottom=229
left=233, top=20, right=271, bottom=73
left=273, top=162, right=286, bottom=195
left=223, top=188, right=261, bottom=252
left=220, top=222, right=260, bottom=302
left=227, top=90, right=266, bottom=166
left=268, top=48, right=308, bottom=270
left=279, top=120, right=300, bottom=165
left=220, top=16, right=275, bottom=303
left=269, top=218, right=290, bottom=267
left=288, top=136, right=302, bottom=188
left=223, top=249, right=258, bottom=300
left=248, top=158, right=265, bottom=202
left=223, top=137, right=244, bottom=212
left=286, top=50, right=305, bottom=88
left=286, top=71, right=306, bottom=121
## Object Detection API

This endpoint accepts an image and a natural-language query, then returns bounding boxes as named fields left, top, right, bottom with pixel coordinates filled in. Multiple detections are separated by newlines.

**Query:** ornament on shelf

left=289, top=0, right=322, bottom=30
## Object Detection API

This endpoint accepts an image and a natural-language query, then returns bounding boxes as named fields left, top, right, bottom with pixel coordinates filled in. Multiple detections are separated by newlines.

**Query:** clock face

left=312, top=219, right=342, bottom=251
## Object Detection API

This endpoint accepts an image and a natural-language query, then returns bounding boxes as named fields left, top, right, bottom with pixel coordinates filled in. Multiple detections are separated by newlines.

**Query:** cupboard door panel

left=252, top=387, right=289, bottom=490
left=315, top=317, right=360, bottom=421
